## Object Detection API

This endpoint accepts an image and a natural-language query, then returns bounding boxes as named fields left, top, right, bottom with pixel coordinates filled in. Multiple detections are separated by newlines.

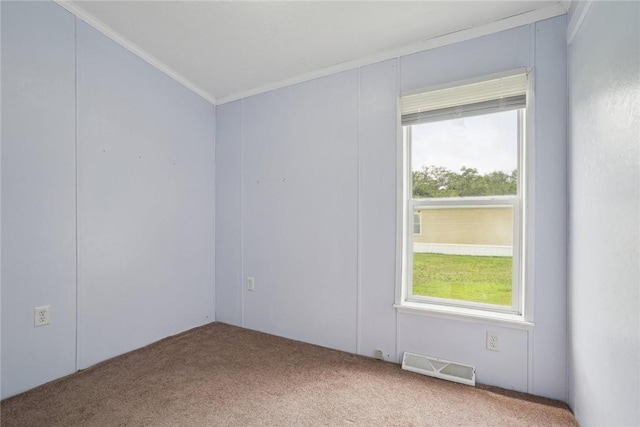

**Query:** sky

left=410, top=110, right=518, bottom=175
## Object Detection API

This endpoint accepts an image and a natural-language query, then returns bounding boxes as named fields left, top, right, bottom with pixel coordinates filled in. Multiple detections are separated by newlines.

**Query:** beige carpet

left=1, top=322, right=576, bottom=426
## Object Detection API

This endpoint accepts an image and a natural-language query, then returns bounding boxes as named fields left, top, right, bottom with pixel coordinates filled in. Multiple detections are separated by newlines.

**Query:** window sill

left=394, top=301, right=534, bottom=330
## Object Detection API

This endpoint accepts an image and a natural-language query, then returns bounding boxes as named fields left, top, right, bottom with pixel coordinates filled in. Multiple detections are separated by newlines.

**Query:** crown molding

left=54, top=1, right=566, bottom=107
left=54, top=0, right=217, bottom=105
left=216, top=3, right=567, bottom=105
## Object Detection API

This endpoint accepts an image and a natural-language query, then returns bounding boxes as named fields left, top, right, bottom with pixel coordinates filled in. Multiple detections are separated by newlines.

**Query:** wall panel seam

left=74, top=15, right=80, bottom=373
left=356, top=68, right=362, bottom=354
left=240, top=100, right=245, bottom=328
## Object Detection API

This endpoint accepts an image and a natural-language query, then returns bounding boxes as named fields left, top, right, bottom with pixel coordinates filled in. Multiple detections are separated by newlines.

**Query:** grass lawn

left=413, top=253, right=512, bottom=306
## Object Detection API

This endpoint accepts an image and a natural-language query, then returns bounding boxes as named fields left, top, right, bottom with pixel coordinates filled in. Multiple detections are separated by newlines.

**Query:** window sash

left=407, top=198, right=521, bottom=314
left=412, top=196, right=518, bottom=207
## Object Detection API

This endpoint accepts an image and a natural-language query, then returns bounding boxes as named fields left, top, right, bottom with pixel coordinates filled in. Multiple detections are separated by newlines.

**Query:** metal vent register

left=401, top=352, right=476, bottom=386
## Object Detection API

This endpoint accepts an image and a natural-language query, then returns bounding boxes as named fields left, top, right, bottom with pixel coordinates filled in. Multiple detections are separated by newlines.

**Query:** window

left=396, top=71, right=532, bottom=325
left=413, top=212, right=422, bottom=235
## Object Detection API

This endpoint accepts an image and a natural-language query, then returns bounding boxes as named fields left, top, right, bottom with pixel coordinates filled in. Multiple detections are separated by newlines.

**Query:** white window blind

left=401, top=72, right=528, bottom=125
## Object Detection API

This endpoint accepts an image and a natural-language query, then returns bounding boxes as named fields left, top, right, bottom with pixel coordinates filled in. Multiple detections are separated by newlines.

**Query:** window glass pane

left=412, top=206, right=513, bottom=306
left=413, top=212, right=421, bottom=234
left=411, top=110, right=518, bottom=198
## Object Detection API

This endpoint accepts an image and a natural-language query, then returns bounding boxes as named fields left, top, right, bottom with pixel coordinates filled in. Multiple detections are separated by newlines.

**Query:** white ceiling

left=62, top=1, right=567, bottom=104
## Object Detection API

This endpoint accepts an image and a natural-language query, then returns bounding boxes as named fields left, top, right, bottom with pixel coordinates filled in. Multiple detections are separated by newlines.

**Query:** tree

left=412, top=166, right=516, bottom=198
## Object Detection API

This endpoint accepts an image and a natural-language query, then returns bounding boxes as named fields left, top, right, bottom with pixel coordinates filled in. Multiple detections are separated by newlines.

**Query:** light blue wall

left=568, top=1, right=640, bottom=425
left=1, top=1, right=77, bottom=398
left=215, top=101, right=243, bottom=326
left=528, top=15, right=568, bottom=399
left=242, top=70, right=359, bottom=351
left=76, top=21, right=215, bottom=369
left=216, top=16, right=568, bottom=400
left=1, top=2, right=216, bottom=397
left=358, top=59, right=399, bottom=361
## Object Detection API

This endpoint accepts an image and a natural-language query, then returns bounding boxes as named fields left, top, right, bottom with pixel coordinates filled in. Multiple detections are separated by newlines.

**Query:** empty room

left=1, top=1, right=638, bottom=426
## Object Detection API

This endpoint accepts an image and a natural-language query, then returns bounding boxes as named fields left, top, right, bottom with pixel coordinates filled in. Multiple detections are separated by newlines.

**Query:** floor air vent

left=401, top=352, right=476, bottom=386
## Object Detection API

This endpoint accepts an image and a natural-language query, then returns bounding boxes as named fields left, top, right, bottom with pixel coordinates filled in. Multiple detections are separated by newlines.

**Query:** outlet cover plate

left=34, top=306, right=50, bottom=327
left=486, top=331, right=500, bottom=351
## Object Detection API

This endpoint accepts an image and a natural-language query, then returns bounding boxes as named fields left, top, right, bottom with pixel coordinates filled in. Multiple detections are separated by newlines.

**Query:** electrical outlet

left=374, top=349, right=384, bottom=360
left=247, top=277, right=255, bottom=291
left=486, top=331, right=500, bottom=351
left=34, top=306, right=50, bottom=327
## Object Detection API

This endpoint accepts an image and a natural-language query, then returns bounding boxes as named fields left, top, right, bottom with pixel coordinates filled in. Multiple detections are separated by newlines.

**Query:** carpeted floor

left=1, top=322, right=577, bottom=426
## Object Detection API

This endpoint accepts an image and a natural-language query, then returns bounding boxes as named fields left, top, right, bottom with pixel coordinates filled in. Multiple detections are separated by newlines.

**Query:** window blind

left=401, top=72, right=528, bottom=126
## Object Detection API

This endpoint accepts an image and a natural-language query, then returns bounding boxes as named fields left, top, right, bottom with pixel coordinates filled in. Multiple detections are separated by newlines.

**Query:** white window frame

left=394, top=69, right=535, bottom=329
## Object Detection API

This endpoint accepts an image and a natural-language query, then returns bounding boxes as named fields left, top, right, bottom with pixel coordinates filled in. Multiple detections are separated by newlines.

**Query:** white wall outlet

left=34, top=306, right=50, bottom=327
left=374, top=349, right=385, bottom=360
left=247, top=277, right=255, bottom=291
left=486, top=331, right=500, bottom=351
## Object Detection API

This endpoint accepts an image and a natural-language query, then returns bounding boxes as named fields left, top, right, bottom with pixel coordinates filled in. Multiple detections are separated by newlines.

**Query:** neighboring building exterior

left=413, top=207, right=513, bottom=256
